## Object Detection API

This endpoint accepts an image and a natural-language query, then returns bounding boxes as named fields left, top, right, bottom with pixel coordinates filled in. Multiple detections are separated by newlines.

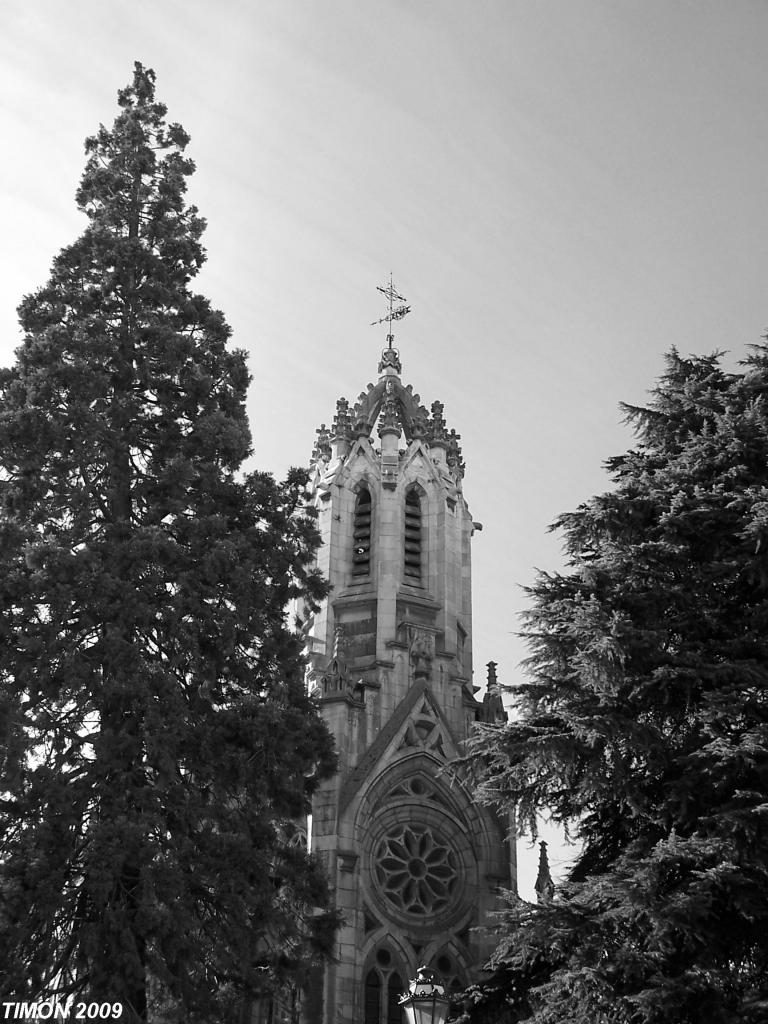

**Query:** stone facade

left=302, top=343, right=514, bottom=1024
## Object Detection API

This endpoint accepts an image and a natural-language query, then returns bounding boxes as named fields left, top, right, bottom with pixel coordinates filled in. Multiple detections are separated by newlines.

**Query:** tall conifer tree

left=0, top=64, right=336, bottom=1021
left=465, top=349, right=768, bottom=1023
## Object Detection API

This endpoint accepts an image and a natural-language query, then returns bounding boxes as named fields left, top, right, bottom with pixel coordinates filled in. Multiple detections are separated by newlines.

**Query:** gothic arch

left=358, top=751, right=477, bottom=828
left=362, top=940, right=409, bottom=1024
left=400, top=477, right=431, bottom=519
left=360, top=747, right=510, bottom=877
left=401, top=475, right=430, bottom=497
left=352, top=475, right=376, bottom=498
left=360, top=930, right=413, bottom=981
left=421, top=938, right=471, bottom=992
left=353, top=754, right=480, bottom=939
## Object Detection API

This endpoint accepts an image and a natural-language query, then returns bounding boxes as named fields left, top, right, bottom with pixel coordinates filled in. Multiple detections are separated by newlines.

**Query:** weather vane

left=371, top=274, right=410, bottom=348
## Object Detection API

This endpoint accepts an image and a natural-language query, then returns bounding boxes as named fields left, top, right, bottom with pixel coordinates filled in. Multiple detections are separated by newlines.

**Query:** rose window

left=373, top=825, right=458, bottom=915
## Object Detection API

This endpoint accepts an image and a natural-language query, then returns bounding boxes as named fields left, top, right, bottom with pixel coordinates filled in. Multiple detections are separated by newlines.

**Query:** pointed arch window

left=437, top=953, right=464, bottom=995
left=353, top=487, right=372, bottom=578
left=364, top=960, right=404, bottom=1024
left=404, top=487, right=422, bottom=584
left=364, top=970, right=381, bottom=1024
left=387, top=973, right=403, bottom=1023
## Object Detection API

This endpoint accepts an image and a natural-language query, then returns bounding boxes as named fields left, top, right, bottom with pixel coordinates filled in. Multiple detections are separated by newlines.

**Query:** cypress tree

left=466, top=348, right=768, bottom=1023
left=0, top=64, right=336, bottom=1021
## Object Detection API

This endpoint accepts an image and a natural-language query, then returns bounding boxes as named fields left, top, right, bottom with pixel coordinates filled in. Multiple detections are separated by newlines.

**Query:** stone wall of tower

left=302, top=348, right=515, bottom=1024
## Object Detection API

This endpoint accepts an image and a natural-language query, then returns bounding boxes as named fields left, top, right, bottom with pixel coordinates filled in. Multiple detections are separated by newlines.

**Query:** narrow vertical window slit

left=404, top=488, right=422, bottom=583
left=364, top=970, right=381, bottom=1024
left=353, top=487, right=372, bottom=578
left=387, top=973, right=403, bottom=1024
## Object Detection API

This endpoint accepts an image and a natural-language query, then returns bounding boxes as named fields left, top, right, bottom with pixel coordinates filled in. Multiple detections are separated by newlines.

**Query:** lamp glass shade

left=401, top=993, right=451, bottom=1024
left=400, top=967, right=451, bottom=1024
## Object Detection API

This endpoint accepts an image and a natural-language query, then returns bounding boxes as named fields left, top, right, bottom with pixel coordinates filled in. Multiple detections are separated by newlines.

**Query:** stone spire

left=331, top=397, right=352, bottom=442
left=429, top=400, right=449, bottom=447
left=320, top=626, right=352, bottom=697
left=311, top=423, right=332, bottom=465
left=481, top=661, right=507, bottom=724
left=410, top=409, right=429, bottom=442
left=534, top=841, right=555, bottom=904
left=446, top=428, right=465, bottom=478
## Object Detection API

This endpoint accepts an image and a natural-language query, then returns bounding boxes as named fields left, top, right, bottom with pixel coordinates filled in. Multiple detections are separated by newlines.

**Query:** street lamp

left=399, top=966, right=451, bottom=1024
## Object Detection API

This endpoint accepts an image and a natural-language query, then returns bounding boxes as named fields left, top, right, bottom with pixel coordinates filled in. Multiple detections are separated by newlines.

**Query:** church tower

left=303, top=336, right=514, bottom=1024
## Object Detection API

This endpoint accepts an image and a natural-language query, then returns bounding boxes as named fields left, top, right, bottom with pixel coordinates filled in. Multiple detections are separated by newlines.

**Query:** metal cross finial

left=371, top=273, right=411, bottom=346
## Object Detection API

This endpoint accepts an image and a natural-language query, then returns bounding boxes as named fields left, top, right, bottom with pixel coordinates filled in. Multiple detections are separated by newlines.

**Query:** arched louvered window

left=364, top=970, right=381, bottom=1024
left=404, top=487, right=422, bottom=584
left=353, top=487, right=372, bottom=578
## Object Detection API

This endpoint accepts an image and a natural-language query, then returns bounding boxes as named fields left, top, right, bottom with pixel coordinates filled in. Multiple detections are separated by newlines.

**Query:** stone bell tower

left=303, top=339, right=514, bottom=1024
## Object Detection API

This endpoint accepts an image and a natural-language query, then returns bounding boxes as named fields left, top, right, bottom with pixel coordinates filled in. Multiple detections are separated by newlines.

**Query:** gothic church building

left=301, top=341, right=515, bottom=1024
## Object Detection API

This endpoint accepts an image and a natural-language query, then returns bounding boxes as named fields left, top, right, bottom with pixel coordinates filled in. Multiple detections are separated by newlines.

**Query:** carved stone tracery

left=373, top=824, right=459, bottom=917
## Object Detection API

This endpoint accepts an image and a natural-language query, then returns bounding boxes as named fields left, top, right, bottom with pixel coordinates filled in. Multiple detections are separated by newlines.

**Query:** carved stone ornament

left=409, top=630, right=435, bottom=683
left=320, top=626, right=358, bottom=697
left=378, top=345, right=402, bottom=375
left=378, top=384, right=402, bottom=438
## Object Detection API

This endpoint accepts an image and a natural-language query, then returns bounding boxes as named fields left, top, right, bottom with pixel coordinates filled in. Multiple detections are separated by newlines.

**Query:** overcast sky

left=3, top=0, right=768, bottom=900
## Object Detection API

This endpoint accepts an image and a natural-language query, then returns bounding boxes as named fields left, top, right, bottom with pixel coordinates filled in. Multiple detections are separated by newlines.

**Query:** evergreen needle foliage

left=0, top=64, right=337, bottom=1022
left=465, top=348, right=768, bottom=1024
